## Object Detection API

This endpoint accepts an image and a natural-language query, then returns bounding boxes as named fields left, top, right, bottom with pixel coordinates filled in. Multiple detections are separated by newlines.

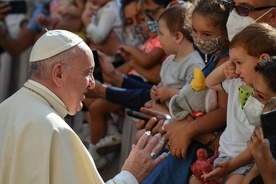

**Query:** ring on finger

left=162, top=119, right=170, bottom=132
left=162, top=124, right=166, bottom=132
left=250, top=135, right=255, bottom=141
left=150, top=152, right=156, bottom=159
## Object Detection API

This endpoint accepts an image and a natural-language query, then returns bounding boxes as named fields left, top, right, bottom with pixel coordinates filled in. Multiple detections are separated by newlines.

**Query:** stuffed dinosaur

left=169, top=68, right=217, bottom=120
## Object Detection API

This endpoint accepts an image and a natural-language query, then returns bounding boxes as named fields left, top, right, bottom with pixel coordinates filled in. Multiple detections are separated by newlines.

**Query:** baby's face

left=229, top=46, right=260, bottom=86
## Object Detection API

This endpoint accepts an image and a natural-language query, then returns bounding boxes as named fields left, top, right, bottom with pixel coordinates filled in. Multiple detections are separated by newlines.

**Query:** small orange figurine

left=191, top=148, right=219, bottom=184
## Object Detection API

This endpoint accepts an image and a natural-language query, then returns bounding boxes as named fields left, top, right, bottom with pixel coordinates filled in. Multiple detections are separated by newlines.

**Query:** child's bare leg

left=189, top=175, right=202, bottom=184
left=88, top=98, right=123, bottom=144
left=225, top=174, right=244, bottom=184
left=241, top=164, right=259, bottom=184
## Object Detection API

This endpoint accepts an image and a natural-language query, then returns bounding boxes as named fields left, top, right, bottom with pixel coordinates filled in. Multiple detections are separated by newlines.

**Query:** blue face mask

left=145, top=19, right=159, bottom=34
left=131, top=24, right=149, bottom=43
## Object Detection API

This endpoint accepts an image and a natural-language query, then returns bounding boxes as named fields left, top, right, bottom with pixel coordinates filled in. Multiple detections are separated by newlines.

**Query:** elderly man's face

left=62, top=46, right=95, bottom=115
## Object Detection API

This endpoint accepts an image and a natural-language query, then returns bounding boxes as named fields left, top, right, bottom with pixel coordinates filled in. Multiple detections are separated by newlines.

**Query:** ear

left=52, top=63, right=65, bottom=87
left=175, top=31, right=184, bottom=44
left=260, top=53, right=270, bottom=61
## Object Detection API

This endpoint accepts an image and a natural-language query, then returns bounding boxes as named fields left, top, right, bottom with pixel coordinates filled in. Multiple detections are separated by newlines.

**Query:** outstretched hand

left=122, top=131, right=167, bottom=183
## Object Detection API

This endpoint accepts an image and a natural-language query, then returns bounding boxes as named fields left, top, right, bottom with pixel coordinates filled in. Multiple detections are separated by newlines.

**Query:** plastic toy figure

left=191, top=148, right=220, bottom=184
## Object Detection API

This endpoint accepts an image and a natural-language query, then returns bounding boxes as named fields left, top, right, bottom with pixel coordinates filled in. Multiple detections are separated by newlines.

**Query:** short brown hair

left=230, top=23, right=276, bottom=57
left=159, top=2, right=194, bottom=42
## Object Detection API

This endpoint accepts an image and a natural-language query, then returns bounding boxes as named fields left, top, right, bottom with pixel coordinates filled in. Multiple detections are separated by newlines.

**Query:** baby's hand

left=203, top=160, right=230, bottom=181
left=156, top=87, right=170, bottom=103
left=224, top=60, right=239, bottom=79
left=150, top=85, right=159, bottom=101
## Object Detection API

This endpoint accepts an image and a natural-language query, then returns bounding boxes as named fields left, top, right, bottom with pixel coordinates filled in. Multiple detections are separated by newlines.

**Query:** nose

left=88, top=74, right=95, bottom=89
left=134, top=18, right=139, bottom=26
left=235, top=66, right=240, bottom=75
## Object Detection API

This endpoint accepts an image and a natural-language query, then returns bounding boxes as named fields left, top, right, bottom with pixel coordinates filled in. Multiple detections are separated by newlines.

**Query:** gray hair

left=28, top=42, right=89, bottom=80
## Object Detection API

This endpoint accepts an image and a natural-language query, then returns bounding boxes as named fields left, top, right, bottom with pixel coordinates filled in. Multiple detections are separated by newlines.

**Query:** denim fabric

left=142, top=141, right=213, bottom=184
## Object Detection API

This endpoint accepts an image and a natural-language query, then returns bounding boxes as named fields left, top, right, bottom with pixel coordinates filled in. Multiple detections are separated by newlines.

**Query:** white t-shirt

left=86, top=0, right=123, bottom=44
left=219, top=78, right=257, bottom=158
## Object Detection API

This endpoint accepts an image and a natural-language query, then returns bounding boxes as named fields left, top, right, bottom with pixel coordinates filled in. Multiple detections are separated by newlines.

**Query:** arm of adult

left=248, top=127, right=276, bottom=184
left=0, top=24, right=37, bottom=57
left=163, top=90, right=227, bottom=158
left=130, top=62, right=162, bottom=84
left=0, top=2, right=10, bottom=20
left=120, top=45, right=165, bottom=69
left=0, top=3, right=40, bottom=56
left=106, top=131, right=167, bottom=183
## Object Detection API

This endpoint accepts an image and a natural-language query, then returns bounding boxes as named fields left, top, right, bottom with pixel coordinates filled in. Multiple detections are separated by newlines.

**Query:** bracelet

left=205, top=131, right=218, bottom=147
left=191, top=121, right=199, bottom=132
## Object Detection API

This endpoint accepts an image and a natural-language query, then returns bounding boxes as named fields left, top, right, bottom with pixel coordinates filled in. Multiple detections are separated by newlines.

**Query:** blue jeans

left=106, top=75, right=152, bottom=111
left=142, top=141, right=214, bottom=184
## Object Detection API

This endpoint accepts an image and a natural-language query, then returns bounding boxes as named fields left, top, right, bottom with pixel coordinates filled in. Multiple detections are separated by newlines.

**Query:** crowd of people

left=0, top=0, right=275, bottom=183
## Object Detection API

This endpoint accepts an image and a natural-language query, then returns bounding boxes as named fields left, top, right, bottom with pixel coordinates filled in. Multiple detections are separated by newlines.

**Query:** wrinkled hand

left=203, top=160, right=230, bottom=182
left=122, top=131, right=167, bottom=183
left=163, top=120, right=191, bottom=158
left=0, top=2, right=10, bottom=20
left=224, top=60, right=239, bottom=79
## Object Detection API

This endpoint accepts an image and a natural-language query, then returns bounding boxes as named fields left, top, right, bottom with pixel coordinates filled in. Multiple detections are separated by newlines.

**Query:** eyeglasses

left=145, top=5, right=163, bottom=21
left=220, top=0, right=276, bottom=17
